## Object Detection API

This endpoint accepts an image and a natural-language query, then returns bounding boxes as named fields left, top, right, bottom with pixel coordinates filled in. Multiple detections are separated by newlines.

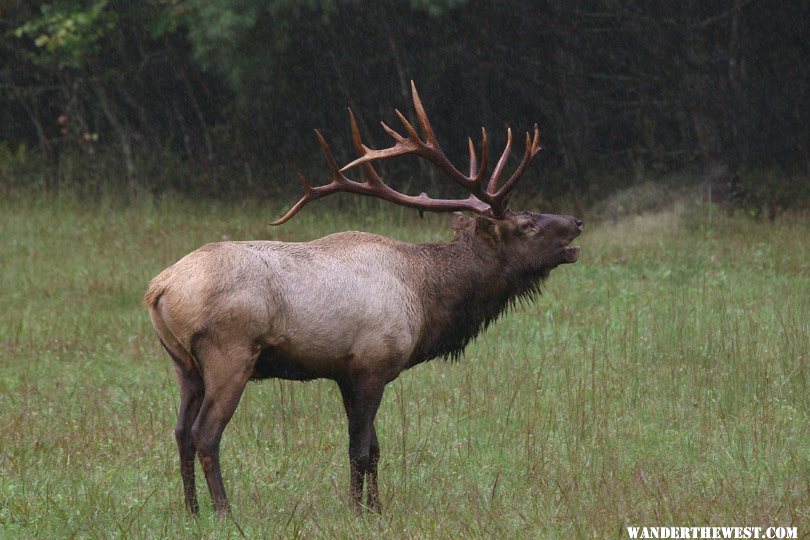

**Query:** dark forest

left=1, top=1, right=807, bottom=209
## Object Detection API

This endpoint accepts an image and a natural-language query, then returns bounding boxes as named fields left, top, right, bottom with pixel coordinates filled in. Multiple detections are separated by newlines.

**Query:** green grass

left=1, top=193, right=808, bottom=538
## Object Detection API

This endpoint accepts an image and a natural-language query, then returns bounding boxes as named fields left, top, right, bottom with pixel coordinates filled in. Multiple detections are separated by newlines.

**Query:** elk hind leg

left=173, top=360, right=204, bottom=514
left=190, top=338, right=256, bottom=517
left=151, top=305, right=204, bottom=513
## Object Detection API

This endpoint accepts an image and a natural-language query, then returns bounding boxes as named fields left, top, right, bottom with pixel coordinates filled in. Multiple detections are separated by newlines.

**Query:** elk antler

left=271, top=81, right=541, bottom=225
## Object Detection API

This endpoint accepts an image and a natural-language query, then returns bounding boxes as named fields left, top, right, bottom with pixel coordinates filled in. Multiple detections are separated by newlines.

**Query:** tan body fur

left=147, top=233, right=425, bottom=384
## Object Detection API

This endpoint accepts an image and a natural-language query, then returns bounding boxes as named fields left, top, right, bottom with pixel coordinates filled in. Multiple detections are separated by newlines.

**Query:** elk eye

left=520, top=222, right=536, bottom=233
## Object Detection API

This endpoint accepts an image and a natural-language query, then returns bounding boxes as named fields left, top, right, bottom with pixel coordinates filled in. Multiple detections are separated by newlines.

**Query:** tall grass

left=0, top=193, right=807, bottom=538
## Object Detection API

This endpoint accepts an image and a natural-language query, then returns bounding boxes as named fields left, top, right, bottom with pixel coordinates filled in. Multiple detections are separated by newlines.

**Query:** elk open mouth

left=561, top=230, right=582, bottom=263
left=563, top=244, right=581, bottom=263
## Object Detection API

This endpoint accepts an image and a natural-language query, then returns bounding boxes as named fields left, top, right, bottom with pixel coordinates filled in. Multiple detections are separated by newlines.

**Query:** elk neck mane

left=404, top=228, right=550, bottom=368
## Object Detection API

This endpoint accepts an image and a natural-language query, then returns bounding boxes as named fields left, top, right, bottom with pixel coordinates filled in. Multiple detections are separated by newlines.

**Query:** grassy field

left=0, top=193, right=808, bottom=538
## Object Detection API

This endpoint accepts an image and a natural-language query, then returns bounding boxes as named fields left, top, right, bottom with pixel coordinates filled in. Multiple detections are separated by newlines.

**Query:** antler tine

left=467, top=137, right=477, bottom=178
left=339, top=119, right=416, bottom=172
left=410, top=80, right=437, bottom=145
left=474, top=128, right=489, bottom=184
left=467, top=128, right=490, bottom=181
left=270, top=130, right=362, bottom=226
left=492, top=124, right=541, bottom=202
left=486, top=128, right=512, bottom=194
left=314, top=129, right=345, bottom=178
left=347, top=108, right=383, bottom=184
left=394, top=109, right=425, bottom=145
left=379, top=120, right=409, bottom=144
left=270, top=174, right=315, bottom=226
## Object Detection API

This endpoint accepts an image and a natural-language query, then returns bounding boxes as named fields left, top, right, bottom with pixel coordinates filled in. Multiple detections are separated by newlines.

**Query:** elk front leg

left=367, top=424, right=381, bottom=512
left=338, top=378, right=384, bottom=512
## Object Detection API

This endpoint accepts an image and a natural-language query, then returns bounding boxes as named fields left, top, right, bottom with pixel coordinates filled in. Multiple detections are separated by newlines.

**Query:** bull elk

left=145, top=83, right=583, bottom=516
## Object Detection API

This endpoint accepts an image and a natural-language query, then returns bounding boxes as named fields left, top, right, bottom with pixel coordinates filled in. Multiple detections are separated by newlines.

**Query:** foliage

left=13, top=1, right=116, bottom=68
left=0, top=1, right=807, bottom=202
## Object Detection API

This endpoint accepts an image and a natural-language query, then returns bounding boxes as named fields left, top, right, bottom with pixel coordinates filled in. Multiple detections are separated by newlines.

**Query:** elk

left=145, top=83, right=582, bottom=516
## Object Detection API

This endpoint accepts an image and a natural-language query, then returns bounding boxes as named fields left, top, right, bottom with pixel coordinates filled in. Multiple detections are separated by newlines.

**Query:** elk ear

left=473, top=216, right=501, bottom=244
left=450, top=212, right=474, bottom=233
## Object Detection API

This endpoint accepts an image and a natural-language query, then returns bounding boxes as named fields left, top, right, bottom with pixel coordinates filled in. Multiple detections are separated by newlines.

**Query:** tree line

left=1, top=0, right=807, bottom=206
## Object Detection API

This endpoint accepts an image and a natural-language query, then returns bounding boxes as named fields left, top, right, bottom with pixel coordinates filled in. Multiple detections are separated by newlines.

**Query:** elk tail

left=144, top=276, right=166, bottom=308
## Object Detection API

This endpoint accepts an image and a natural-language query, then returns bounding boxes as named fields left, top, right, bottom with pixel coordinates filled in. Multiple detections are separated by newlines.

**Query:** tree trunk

left=95, top=86, right=137, bottom=191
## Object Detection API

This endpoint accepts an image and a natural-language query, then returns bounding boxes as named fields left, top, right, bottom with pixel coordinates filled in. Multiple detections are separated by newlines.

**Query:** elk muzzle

left=562, top=217, right=583, bottom=263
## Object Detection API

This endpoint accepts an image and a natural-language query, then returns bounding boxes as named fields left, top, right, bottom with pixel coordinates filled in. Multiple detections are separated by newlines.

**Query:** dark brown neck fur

left=404, top=231, right=551, bottom=368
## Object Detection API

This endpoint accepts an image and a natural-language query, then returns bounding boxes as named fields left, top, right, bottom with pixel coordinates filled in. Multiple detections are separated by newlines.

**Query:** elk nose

left=574, top=218, right=584, bottom=231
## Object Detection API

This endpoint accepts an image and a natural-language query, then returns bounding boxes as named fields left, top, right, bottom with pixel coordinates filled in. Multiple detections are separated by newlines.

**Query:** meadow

left=0, top=192, right=808, bottom=538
